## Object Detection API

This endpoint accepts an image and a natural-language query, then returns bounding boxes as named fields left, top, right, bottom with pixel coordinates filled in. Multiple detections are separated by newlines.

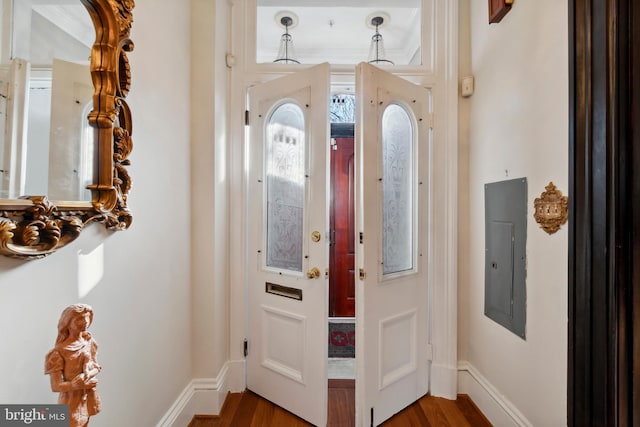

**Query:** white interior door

left=0, top=72, right=8, bottom=192
left=246, top=63, right=330, bottom=426
left=355, top=62, right=431, bottom=426
left=1, top=58, right=30, bottom=198
left=48, top=58, right=92, bottom=201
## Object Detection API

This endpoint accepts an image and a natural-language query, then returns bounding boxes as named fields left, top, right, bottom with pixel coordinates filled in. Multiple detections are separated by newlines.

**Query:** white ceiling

left=256, top=0, right=422, bottom=65
left=10, top=2, right=93, bottom=65
left=25, top=1, right=422, bottom=66
left=32, top=4, right=94, bottom=49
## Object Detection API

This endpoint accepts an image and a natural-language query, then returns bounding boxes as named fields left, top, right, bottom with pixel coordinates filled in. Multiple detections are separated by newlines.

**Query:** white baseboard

left=155, top=359, right=246, bottom=427
left=157, top=359, right=531, bottom=426
left=430, top=363, right=458, bottom=400
left=457, top=361, right=533, bottom=427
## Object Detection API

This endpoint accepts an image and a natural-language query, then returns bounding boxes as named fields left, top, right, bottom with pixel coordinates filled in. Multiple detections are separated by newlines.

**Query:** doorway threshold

left=328, top=317, right=355, bottom=323
left=328, top=357, right=355, bottom=379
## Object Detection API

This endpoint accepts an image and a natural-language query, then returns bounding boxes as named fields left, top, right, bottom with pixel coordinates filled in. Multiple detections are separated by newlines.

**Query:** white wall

left=190, top=0, right=231, bottom=381
left=0, top=0, right=194, bottom=425
left=458, top=0, right=568, bottom=426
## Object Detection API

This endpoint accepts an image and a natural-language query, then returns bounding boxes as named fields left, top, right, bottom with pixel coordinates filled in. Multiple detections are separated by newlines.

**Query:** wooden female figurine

left=45, top=304, right=102, bottom=427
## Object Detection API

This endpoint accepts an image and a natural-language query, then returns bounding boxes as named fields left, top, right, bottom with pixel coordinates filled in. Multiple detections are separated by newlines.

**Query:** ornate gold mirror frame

left=0, top=0, right=135, bottom=260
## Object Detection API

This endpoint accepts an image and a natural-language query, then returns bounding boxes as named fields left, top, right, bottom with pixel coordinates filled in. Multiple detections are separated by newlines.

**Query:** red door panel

left=330, top=136, right=355, bottom=317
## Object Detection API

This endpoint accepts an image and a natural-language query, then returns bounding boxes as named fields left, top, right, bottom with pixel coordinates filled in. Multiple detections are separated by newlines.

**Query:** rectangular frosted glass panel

left=266, top=103, right=305, bottom=272
left=382, top=104, right=414, bottom=275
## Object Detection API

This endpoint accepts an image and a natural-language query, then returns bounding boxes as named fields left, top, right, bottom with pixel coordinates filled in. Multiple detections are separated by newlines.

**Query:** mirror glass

left=256, top=0, right=422, bottom=65
left=0, top=0, right=93, bottom=201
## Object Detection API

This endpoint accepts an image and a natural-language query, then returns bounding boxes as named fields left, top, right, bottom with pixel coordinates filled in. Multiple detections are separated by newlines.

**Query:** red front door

left=330, top=134, right=355, bottom=317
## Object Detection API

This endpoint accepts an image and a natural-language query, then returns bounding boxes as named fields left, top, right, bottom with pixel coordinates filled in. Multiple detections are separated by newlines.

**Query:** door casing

left=228, top=0, right=460, bottom=409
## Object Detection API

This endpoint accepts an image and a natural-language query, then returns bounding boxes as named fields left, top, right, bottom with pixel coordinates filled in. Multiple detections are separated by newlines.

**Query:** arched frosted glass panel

left=382, top=104, right=414, bottom=275
left=265, top=103, right=305, bottom=272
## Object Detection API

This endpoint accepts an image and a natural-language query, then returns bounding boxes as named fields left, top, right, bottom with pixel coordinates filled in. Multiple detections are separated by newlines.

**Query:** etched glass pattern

left=265, top=103, right=305, bottom=272
left=382, top=104, right=414, bottom=275
left=330, top=94, right=355, bottom=123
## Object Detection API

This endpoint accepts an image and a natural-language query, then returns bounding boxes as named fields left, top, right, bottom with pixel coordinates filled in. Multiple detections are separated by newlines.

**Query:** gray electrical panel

left=484, top=178, right=527, bottom=339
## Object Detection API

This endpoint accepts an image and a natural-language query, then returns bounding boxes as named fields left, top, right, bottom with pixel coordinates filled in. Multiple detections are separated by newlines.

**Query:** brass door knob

left=306, top=267, right=321, bottom=279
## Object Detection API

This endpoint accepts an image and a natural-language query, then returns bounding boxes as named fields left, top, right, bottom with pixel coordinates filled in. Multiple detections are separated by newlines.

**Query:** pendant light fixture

left=368, top=15, right=394, bottom=65
left=274, top=13, right=300, bottom=64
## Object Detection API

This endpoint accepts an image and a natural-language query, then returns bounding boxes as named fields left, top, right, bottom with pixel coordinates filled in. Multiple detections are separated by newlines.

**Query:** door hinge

left=225, top=53, right=236, bottom=68
left=243, top=339, right=248, bottom=357
left=359, top=232, right=364, bottom=244
left=245, top=110, right=250, bottom=126
left=359, top=269, right=366, bottom=280
left=426, top=343, right=433, bottom=361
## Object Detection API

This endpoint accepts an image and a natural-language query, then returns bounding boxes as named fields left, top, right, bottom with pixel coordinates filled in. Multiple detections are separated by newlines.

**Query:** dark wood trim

left=632, top=0, right=640, bottom=418
left=569, top=0, right=640, bottom=425
left=488, top=0, right=512, bottom=24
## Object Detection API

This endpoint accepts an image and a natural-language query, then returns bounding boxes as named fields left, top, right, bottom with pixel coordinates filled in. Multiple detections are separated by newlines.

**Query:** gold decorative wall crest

left=533, top=182, right=568, bottom=234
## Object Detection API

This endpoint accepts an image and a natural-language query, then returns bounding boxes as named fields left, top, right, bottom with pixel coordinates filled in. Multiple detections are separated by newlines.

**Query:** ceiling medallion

left=533, top=182, right=568, bottom=235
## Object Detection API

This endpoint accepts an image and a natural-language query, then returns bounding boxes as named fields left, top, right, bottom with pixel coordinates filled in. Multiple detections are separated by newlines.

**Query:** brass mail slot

left=265, top=282, right=303, bottom=301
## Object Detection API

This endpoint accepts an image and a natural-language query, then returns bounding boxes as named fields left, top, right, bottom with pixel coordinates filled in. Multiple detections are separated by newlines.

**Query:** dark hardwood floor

left=188, top=380, right=492, bottom=427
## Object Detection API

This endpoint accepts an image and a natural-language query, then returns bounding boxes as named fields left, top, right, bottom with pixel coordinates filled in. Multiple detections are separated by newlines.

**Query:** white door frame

left=227, top=0, right=459, bottom=405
